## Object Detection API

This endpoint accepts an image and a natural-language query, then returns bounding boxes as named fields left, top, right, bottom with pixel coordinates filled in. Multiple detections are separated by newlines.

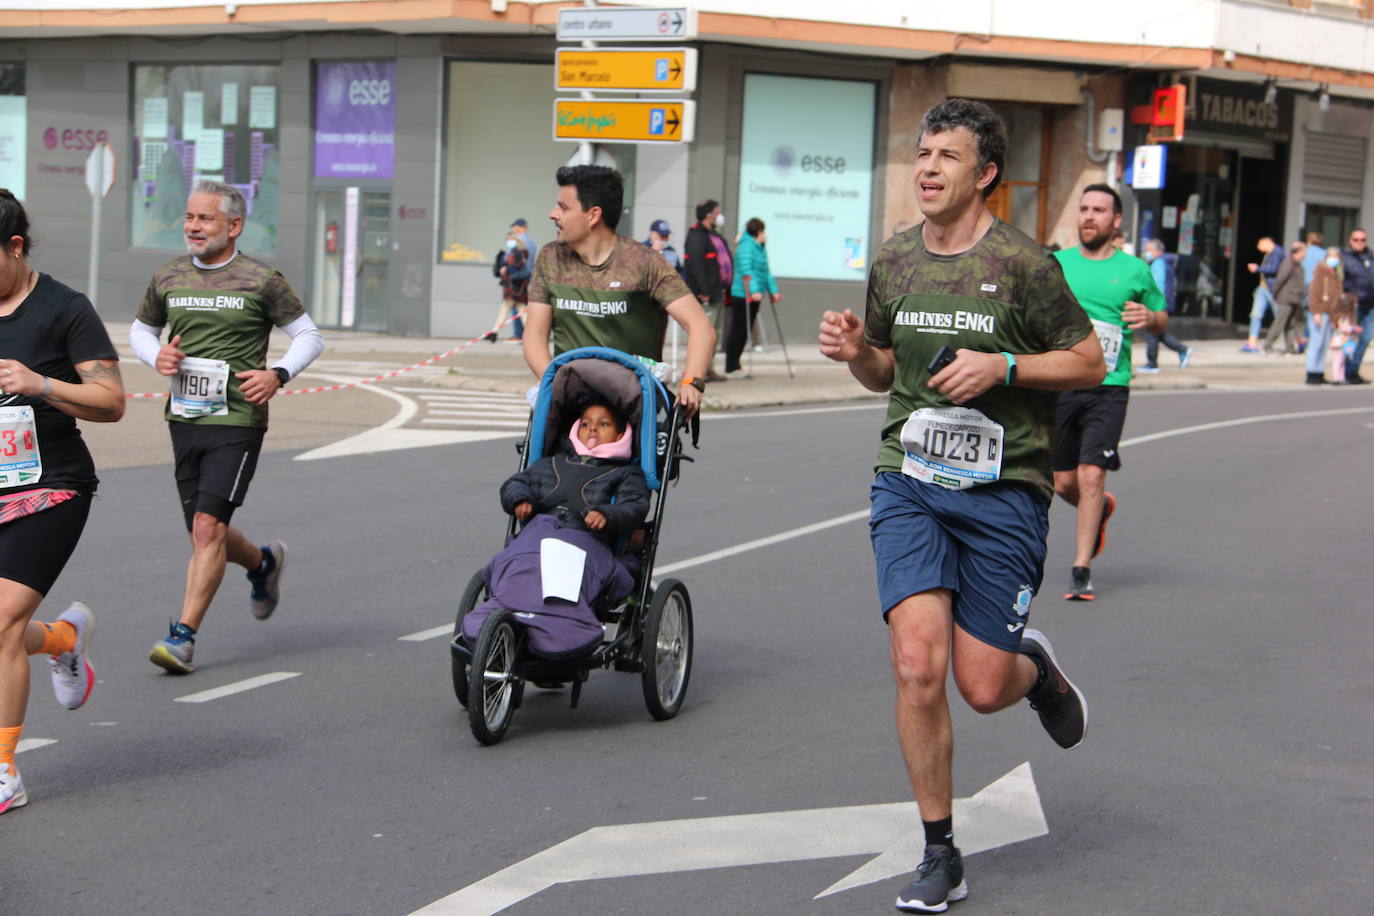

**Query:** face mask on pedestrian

left=1327, top=256, right=1341, bottom=268
left=505, top=239, right=517, bottom=250
left=1143, top=251, right=1156, bottom=262
left=714, top=212, right=725, bottom=228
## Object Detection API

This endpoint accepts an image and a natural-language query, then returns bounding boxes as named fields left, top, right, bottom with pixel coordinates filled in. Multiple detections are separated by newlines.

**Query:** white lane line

left=400, top=404, right=1374, bottom=641
left=400, top=624, right=454, bottom=642
left=17, top=738, right=58, bottom=753
left=706, top=402, right=885, bottom=421
left=174, top=671, right=300, bottom=703
left=1120, top=404, right=1374, bottom=448
left=654, top=510, right=871, bottom=576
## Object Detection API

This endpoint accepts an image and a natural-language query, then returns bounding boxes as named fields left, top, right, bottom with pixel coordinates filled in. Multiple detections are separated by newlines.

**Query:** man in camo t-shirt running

left=524, top=165, right=715, bottom=415
left=129, top=180, right=324, bottom=675
left=819, top=99, right=1105, bottom=913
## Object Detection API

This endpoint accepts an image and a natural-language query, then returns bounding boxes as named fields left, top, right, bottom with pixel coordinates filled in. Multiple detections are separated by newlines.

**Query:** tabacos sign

left=1190, top=77, right=1291, bottom=142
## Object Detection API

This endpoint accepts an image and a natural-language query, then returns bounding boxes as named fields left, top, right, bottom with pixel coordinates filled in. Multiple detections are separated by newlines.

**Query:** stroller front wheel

left=469, top=609, right=524, bottom=745
left=641, top=579, right=693, bottom=720
left=452, top=570, right=487, bottom=708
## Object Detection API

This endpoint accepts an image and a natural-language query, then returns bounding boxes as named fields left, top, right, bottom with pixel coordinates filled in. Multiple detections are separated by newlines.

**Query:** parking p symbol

left=649, top=108, right=665, bottom=135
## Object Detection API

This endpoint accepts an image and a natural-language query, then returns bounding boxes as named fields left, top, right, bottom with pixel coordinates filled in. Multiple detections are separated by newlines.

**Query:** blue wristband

left=1001, top=352, right=1017, bottom=385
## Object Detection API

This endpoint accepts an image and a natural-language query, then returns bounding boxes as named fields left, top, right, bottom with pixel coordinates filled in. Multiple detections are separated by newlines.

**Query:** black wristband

left=272, top=367, right=290, bottom=386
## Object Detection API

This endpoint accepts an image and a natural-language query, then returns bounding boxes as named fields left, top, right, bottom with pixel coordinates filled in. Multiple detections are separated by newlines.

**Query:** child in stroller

left=459, top=398, right=650, bottom=660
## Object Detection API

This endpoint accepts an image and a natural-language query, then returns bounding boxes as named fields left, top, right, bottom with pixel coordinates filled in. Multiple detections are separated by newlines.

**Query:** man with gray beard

left=128, top=180, right=324, bottom=674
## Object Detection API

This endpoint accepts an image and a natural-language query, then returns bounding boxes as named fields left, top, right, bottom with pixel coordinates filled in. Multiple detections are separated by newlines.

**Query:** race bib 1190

left=170, top=357, right=230, bottom=418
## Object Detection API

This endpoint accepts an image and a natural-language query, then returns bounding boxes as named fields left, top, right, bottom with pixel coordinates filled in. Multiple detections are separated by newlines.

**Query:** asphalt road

left=6, top=384, right=1374, bottom=915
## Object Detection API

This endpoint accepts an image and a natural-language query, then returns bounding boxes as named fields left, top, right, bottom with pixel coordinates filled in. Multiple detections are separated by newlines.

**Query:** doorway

left=311, top=188, right=391, bottom=331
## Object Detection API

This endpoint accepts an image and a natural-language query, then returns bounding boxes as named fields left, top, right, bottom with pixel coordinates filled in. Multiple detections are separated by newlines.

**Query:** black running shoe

left=1020, top=628, right=1087, bottom=749
left=896, top=845, right=967, bottom=913
left=1064, top=566, right=1094, bottom=601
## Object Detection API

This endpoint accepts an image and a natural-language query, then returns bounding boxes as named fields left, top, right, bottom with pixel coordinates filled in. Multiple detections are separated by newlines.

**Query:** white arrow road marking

left=174, top=671, right=300, bottom=703
left=16, top=738, right=58, bottom=753
left=411, top=763, right=1045, bottom=915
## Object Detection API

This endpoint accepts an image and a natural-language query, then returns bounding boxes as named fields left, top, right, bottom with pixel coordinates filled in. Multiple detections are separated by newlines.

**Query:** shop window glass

left=0, top=64, right=24, bottom=200
left=736, top=73, right=876, bottom=281
left=131, top=64, right=281, bottom=255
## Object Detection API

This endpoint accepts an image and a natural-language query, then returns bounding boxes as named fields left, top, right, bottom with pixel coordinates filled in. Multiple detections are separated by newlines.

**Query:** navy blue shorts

left=869, top=471, right=1049, bottom=652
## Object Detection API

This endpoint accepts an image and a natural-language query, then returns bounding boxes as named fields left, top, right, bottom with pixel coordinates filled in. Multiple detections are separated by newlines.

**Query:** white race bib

left=1091, top=319, right=1123, bottom=373
left=0, top=406, right=42, bottom=489
left=171, top=357, right=230, bottom=418
left=900, top=406, right=1004, bottom=490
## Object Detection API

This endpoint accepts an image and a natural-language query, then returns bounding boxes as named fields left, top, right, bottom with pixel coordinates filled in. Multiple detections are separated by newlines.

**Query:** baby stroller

left=450, top=347, right=696, bottom=745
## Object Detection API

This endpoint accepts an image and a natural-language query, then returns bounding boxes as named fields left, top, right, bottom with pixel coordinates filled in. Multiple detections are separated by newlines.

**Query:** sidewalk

left=110, top=321, right=1369, bottom=410
left=309, top=330, right=1356, bottom=410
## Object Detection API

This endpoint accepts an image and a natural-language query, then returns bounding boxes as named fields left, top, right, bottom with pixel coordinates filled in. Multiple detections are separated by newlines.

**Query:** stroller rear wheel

left=469, top=609, right=524, bottom=745
left=452, top=570, right=487, bottom=708
left=642, top=579, right=693, bottom=720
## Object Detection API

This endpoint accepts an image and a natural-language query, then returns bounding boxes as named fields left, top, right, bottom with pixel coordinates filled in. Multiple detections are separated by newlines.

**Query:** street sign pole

left=578, top=0, right=598, bottom=166
left=84, top=142, right=115, bottom=308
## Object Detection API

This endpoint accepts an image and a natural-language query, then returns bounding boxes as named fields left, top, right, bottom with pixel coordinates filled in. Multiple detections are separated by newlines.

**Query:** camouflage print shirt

left=529, top=235, right=692, bottom=361
left=136, top=253, right=306, bottom=428
left=865, top=219, right=1093, bottom=499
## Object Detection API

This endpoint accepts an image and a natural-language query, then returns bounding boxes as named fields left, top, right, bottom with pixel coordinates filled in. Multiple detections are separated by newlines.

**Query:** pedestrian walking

left=1138, top=238, right=1191, bottom=373
left=1243, top=236, right=1282, bottom=353
left=1340, top=228, right=1374, bottom=383
left=1053, top=184, right=1169, bottom=601
left=643, top=219, right=685, bottom=279
left=819, top=99, right=1101, bottom=914
left=1307, top=246, right=1352, bottom=384
left=683, top=199, right=732, bottom=379
left=0, top=189, right=126, bottom=813
left=128, top=180, right=325, bottom=674
left=485, top=229, right=528, bottom=343
left=725, top=217, right=781, bottom=377
left=523, top=165, right=715, bottom=416
left=1263, top=241, right=1306, bottom=355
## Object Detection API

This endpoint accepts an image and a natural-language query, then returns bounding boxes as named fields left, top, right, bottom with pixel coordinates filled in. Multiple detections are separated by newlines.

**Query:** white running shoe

left=49, top=602, right=95, bottom=710
left=0, top=761, right=27, bottom=813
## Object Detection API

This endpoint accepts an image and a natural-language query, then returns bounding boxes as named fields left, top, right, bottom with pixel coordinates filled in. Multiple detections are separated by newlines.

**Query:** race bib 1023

left=899, top=406, right=1004, bottom=491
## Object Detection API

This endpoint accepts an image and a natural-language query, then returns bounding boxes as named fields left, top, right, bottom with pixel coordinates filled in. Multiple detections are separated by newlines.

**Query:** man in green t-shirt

left=1052, top=184, right=1168, bottom=601
left=129, top=180, right=325, bottom=674
left=819, top=98, right=1105, bottom=913
left=524, top=165, right=715, bottom=416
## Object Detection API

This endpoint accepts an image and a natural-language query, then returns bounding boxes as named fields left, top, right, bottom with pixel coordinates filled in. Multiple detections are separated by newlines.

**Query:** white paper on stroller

left=540, top=538, right=587, bottom=602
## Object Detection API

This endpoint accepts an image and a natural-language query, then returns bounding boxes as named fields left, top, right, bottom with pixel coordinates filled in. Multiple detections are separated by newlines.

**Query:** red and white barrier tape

left=125, top=311, right=526, bottom=399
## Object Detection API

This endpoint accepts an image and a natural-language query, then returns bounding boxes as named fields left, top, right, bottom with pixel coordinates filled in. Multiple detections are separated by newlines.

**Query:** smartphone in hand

left=927, top=346, right=957, bottom=375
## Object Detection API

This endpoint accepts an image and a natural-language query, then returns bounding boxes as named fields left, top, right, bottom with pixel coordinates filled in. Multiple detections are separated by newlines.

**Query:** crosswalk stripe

left=425, top=408, right=529, bottom=418
left=420, top=418, right=528, bottom=428
left=399, top=624, right=454, bottom=642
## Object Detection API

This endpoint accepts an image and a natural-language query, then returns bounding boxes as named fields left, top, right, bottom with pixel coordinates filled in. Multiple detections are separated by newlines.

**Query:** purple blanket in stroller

left=461, top=513, right=637, bottom=659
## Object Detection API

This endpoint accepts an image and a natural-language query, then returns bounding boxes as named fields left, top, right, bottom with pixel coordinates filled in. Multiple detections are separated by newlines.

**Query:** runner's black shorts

left=1052, top=385, right=1129, bottom=473
left=170, top=422, right=266, bottom=531
left=0, top=492, right=93, bottom=595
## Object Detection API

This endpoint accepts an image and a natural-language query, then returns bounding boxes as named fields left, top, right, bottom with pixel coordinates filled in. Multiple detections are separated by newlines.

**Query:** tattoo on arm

left=51, top=359, right=124, bottom=416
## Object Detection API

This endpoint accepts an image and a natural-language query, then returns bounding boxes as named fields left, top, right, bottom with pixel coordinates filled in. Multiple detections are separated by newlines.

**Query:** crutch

left=767, top=295, right=794, bottom=378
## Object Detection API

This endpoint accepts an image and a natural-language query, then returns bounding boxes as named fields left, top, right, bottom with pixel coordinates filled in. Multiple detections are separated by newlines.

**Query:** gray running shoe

left=1021, top=628, right=1087, bottom=749
left=896, top=845, right=967, bottom=913
left=149, top=621, right=196, bottom=674
left=248, top=541, right=288, bottom=620
left=1064, top=566, right=1094, bottom=601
